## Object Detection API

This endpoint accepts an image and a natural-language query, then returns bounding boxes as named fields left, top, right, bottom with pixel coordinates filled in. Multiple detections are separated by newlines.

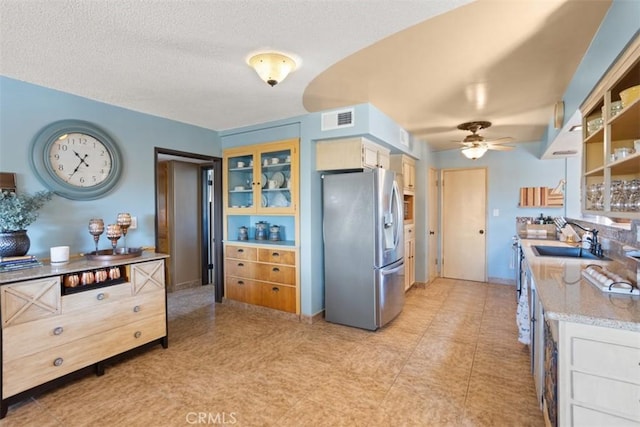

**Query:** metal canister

left=238, top=226, right=249, bottom=241
left=255, top=221, right=268, bottom=240
left=269, top=225, right=280, bottom=241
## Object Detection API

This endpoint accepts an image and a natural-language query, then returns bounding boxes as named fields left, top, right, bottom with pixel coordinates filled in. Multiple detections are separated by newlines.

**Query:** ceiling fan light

left=248, top=52, right=296, bottom=86
left=461, top=146, right=488, bottom=160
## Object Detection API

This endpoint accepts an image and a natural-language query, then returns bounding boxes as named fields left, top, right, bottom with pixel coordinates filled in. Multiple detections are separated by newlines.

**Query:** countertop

left=520, top=238, right=640, bottom=331
left=0, top=251, right=169, bottom=284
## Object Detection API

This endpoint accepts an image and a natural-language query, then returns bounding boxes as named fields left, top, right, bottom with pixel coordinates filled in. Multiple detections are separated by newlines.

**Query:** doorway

left=428, top=168, right=439, bottom=283
left=441, top=167, right=487, bottom=282
left=154, top=148, right=224, bottom=302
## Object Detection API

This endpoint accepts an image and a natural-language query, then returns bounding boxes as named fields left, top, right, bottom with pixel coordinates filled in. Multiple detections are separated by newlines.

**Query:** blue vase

left=0, top=230, right=30, bottom=257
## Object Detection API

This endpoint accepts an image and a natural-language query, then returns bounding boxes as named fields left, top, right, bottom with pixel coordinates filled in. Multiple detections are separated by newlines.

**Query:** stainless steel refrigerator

left=322, top=168, right=405, bottom=330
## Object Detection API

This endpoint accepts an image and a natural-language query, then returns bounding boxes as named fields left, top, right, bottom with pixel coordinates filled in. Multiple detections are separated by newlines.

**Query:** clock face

left=48, top=132, right=113, bottom=188
left=30, top=120, right=123, bottom=200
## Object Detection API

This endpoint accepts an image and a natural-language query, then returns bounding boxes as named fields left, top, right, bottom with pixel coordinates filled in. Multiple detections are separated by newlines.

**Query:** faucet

left=563, top=220, right=603, bottom=257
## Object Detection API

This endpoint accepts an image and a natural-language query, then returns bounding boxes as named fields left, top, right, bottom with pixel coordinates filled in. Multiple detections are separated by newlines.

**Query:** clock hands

left=68, top=152, right=90, bottom=181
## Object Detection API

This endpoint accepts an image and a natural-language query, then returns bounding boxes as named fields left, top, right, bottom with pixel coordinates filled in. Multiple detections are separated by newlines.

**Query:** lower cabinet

left=224, top=243, right=298, bottom=313
left=558, top=321, right=640, bottom=426
left=404, top=224, right=415, bottom=291
left=0, top=258, right=168, bottom=418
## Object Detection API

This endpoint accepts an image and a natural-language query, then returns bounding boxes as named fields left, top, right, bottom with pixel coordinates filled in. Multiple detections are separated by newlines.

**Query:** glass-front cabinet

left=223, top=138, right=299, bottom=215
left=581, top=35, right=640, bottom=219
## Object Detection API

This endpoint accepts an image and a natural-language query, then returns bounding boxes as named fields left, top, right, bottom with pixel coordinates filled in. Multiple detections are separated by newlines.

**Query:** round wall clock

left=30, top=120, right=123, bottom=200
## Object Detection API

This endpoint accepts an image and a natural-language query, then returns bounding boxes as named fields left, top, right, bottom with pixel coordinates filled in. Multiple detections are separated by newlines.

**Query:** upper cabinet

left=223, top=138, right=299, bottom=215
left=316, top=137, right=390, bottom=171
left=581, top=35, right=640, bottom=219
left=390, top=154, right=416, bottom=194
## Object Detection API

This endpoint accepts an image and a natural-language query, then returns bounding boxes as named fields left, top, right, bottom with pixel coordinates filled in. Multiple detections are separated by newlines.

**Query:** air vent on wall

left=321, top=108, right=354, bottom=131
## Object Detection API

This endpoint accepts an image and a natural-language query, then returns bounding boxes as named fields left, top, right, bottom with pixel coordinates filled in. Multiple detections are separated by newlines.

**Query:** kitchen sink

left=531, top=245, right=611, bottom=261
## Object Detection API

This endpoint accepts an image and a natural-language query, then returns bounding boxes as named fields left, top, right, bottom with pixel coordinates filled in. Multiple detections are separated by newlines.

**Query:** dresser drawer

left=3, top=313, right=166, bottom=399
left=226, top=245, right=257, bottom=261
left=3, top=290, right=165, bottom=362
left=1, top=277, right=61, bottom=328
left=257, top=248, right=295, bottom=265
left=61, top=282, right=132, bottom=313
left=256, top=263, right=295, bottom=285
left=225, top=259, right=257, bottom=279
left=260, top=283, right=296, bottom=313
left=225, top=277, right=261, bottom=305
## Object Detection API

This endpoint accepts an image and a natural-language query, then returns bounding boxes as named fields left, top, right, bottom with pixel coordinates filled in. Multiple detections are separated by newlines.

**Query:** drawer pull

left=238, top=263, right=244, bottom=267
left=272, top=252, right=280, bottom=257
left=133, top=305, right=141, bottom=313
left=96, top=292, right=105, bottom=301
left=53, top=326, right=64, bottom=335
left=134, top=331, right=142, bottom=339
left=238, top=280, right=244, bottom=285
left=272, top=287, right=279, bottom=292
left=272, top=267, right=280, bottom=272
left=237, top=249, right=244, bottom=253
left=53, top=357, right=64, bottom=367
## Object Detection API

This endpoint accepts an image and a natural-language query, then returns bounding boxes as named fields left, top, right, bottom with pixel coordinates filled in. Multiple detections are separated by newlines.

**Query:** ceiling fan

left=455, top=121, right=514, bottom=159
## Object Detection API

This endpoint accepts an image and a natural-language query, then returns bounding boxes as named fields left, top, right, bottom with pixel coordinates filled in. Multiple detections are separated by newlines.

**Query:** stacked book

left=0, top=255, right=42, bottom=272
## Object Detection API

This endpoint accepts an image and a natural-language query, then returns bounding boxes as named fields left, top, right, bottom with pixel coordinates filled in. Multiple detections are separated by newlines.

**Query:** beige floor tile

left=2, top=279, right=544, bottom=427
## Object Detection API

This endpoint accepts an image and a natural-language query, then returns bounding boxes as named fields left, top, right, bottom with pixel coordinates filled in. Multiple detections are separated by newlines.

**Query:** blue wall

left=0, top=77, right=220, bottom=257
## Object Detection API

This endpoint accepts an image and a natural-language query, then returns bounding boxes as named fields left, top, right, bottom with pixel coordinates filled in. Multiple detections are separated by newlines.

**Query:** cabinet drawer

left=572, top=404, right=640, bottom=426
left=130, top=260, right=165, bottom=295
left=226, top=245, right=257, bottom=261
left=258, top=248, right=295, bottom=265
left=572, top=371, right=640, bottom=420
left=3, top=290, right=165, bottom=362
left=256, top=263, right=295, bottom=285
left=572, top=336, right=640, bottom=384
left=3, top=314, right=166, bottom=399
left=260, top=283, right=296, bottom=313
left=1, top=277, right=61, bottom=328
left=404, top=224, right=415, bottom=240
left=61, top=282, right=132, bottom=313
left=225, top=259, right=257, bottom=279
left=225, top=277, right=261, bottom=305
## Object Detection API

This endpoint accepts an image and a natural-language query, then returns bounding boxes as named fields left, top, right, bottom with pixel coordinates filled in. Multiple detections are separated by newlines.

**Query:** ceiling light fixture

left=461, top=145, right=488, bottom=160
left=248, top=52, right=297, bottom=87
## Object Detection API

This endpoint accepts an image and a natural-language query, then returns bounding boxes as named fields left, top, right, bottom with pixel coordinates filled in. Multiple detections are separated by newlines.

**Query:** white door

left=442, top=168, right=487, bottom=282
left=428, top=168, right=439, bottom=283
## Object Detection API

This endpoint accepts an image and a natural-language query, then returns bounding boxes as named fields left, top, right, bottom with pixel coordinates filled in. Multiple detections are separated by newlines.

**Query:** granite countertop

left=0, top=251, right=169, bottom=284
left=520, top=238, right=640, bottom=331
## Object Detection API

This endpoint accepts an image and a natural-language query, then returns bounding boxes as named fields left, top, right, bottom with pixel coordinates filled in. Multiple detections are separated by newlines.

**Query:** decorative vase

left=0, top=230, right=31, bottom=257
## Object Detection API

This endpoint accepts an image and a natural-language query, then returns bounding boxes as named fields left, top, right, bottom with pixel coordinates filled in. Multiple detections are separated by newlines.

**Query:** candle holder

left=88, top=218, right=105, bottom=253
left=106, top=224, right=122, bottom=255
left=117, top=213, right=132, bottom=249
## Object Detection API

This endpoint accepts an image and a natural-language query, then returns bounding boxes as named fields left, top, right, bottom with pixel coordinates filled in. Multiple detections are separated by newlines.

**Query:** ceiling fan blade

left=487, top=145, right=514, bottom=151
left=484, top=136, right=514, bottom=145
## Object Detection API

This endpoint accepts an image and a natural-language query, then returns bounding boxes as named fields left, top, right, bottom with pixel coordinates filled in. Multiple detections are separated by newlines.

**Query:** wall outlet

left=130, top=216, right=138, bottom=230
left=493, top=209, right=500, bottom=217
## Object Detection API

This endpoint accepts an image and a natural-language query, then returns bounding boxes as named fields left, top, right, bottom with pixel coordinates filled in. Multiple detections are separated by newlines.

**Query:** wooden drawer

left=3, top=313, right=166, bottom=398
left=3, top=290, right=165, bottom=362
left=225, top=277, right=261, bottom=305
left=260, top=283, right=296, bottom=313
left=226, top=245, right=257, bottom=261
left=61, top=282, right=132, bottom=313
left=225, top=259, right=257, bottom=279
left=572, top=371, right=640, bottom=420
left=256, top=263, right=295, bottom=285
left=130, top=260, right=165, bottom=295
left=1, top=277, right=61, bottom=328
left=404, top=224, right=415, bottom=240
left=258, top=248, right=295, bottom=265
left=571, top=334, right=640, bottom=384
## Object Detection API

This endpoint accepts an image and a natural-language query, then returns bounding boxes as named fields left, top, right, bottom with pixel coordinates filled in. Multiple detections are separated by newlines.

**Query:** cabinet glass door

left=227, top=153, right=254, bottom=210
left=259, top=148, right=292, bottom=210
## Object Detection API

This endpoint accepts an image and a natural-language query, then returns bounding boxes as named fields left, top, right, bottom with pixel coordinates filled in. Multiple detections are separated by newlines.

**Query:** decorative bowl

left=620, top=85, right=640, bottom=107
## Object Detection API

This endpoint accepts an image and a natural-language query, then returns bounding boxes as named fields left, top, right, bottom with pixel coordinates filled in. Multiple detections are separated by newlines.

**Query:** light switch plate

left=493, top=209, right=499, bottom=217
left=130, top=216, right=138, bottom=230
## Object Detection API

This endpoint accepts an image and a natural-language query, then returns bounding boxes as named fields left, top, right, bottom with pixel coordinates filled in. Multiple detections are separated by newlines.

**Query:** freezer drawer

left=376, top=260, right=405, bottom=328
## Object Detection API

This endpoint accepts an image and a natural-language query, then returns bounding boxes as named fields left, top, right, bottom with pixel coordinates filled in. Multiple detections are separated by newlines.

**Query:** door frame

left=154, top=147, right=224, bottom=302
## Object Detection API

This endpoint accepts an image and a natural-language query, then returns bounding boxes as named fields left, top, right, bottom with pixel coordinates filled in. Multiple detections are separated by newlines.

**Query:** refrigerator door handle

left=391, top=179, right=402, bottom=249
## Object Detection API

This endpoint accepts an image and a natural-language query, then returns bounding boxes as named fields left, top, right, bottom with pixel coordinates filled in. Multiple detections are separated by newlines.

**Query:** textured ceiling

left=0, top=0, right=611, bottom=153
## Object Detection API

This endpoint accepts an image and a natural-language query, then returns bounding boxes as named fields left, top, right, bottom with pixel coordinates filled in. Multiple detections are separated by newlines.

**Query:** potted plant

left=0, top=190, right=53, bottom=257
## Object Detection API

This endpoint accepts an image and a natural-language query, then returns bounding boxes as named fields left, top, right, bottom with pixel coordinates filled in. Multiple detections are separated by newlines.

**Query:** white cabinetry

left=316, top=137, right=390, bottom=171
left=558, top=321, right=640, bottom=426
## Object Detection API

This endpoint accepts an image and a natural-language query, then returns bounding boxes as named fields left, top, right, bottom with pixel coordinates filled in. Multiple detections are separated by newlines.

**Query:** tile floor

left=2, top=278, right=544, bottom=426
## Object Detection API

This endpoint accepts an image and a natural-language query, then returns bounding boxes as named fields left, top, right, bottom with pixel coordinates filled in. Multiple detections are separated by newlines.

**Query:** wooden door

left=428, top=168, right=439, bottom=283
left=442, top=168, right=487, bottom=282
